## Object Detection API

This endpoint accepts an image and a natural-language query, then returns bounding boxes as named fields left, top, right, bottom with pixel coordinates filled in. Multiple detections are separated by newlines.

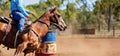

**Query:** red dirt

left=1, top=38, right=120, bottom=56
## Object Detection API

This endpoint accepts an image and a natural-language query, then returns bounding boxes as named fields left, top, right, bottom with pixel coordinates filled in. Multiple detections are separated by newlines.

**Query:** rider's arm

left=17, top=0, right=29, bottom=17
left=25, top=10, right=30, bottom=14
left=25, top=9, right=37, bottom=18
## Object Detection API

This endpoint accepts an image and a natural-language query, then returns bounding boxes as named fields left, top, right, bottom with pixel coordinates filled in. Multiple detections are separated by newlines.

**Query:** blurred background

left=0, top=0, right=120, bottom=38
left=0, top=0, right=120, bottom=56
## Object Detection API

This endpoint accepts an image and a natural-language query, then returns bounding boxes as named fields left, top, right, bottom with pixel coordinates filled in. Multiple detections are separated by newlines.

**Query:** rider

left=10, top=0, right=36, bottom=34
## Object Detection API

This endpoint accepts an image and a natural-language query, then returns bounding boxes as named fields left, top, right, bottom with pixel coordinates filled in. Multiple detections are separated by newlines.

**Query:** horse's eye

left=57, top=15, right=61, bottom=18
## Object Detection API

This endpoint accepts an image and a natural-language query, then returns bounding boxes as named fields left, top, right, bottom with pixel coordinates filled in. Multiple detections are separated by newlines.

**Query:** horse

left=0, top=6, right=67, bottom=56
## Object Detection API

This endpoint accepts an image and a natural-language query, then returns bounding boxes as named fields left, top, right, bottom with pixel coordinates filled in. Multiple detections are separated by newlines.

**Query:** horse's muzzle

left=63, top=26, right=67, bottom=31
left=59, top=26, right=67, bottom=31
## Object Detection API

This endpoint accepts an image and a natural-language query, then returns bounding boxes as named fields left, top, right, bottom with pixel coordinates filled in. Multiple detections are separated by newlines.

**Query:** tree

left=94, top=1, right=101, bottom=31
left=0, top=0, right=10, bottom=16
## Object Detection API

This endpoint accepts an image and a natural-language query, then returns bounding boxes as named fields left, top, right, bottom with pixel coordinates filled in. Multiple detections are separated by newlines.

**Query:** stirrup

left=14, top=30, right=21, bottom=47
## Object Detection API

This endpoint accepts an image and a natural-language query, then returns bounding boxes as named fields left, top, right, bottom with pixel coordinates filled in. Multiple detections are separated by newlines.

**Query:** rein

left=37, top=20, right=61, bottom=29
left=37, top=20, right=49, bottom=29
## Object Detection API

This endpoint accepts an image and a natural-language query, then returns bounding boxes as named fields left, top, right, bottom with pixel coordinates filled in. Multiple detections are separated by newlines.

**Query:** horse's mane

left=33, top=10, right=49, bottom=23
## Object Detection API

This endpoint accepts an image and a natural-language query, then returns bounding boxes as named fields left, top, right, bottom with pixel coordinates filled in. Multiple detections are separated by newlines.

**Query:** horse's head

left=48, top=6, right=67, bottom=31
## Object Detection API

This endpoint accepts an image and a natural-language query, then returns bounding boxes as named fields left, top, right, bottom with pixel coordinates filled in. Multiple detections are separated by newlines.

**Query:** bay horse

left=0, top=6, right=67, bottom=56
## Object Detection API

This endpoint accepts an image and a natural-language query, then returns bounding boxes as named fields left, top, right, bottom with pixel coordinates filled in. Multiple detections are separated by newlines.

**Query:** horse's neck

left=31, top=17, right=50, bottom=37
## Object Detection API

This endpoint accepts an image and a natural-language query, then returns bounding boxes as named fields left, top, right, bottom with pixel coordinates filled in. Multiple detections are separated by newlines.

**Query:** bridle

left=36, top=12, right=61, bottom=30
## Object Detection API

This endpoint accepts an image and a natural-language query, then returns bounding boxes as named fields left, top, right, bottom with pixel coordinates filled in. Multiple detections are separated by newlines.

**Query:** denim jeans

left=12, top=11, right=26, bottom=31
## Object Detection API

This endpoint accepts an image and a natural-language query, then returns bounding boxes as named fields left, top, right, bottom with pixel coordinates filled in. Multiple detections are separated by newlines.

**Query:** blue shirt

left=10, top=0, right=30, bottom=17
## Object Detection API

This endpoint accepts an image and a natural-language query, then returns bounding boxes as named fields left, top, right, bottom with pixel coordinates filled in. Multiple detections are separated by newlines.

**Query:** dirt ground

left=57, top=38, right=120, bottom=56
left=0, top=37, right=120, bottom=56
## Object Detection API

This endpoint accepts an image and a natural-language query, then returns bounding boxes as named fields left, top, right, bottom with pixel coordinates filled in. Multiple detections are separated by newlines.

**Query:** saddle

left=0, top=16, right=17, bottom=25
left=0, top=15, right=31, bottom=48
left=0, top=16, right=31, bottom=26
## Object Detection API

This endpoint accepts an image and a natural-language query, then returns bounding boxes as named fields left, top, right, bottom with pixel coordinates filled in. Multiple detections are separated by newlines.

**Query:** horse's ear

left=50, top=6, right=57, bottom=13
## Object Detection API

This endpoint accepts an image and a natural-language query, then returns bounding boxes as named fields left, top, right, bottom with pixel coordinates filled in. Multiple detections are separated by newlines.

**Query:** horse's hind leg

left=14, top=42, right=28, bottom=56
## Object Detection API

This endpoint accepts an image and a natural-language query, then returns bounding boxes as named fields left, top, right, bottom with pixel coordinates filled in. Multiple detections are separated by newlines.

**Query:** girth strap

left=30, top=28, right=40, bottom=38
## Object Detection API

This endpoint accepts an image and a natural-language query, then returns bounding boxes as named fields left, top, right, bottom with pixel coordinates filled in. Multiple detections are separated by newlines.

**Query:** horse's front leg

left=14, top=42, right=28, bottom=56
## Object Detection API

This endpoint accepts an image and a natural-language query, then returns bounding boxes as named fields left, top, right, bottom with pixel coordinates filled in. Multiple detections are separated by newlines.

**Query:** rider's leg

left=18, top=18, right=25, bottom=31
left=12, top=11, right=26, bottom=31
left=12, top=11, right=26, bottom=48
